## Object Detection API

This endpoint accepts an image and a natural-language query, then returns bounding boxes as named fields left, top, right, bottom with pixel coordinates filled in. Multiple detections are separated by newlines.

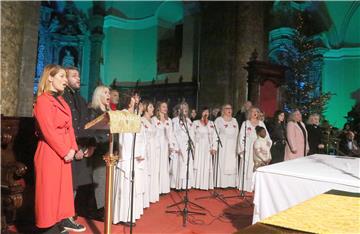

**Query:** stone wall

left=198, top=2, right=268, bottom=112
left=1, top=2, right=40, bottom=117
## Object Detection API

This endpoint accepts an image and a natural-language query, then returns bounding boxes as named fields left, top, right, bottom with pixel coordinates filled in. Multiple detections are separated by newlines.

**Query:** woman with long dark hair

left=113, top=91, right=146, bottom=224
left=268, top=110, right=286, bottom=164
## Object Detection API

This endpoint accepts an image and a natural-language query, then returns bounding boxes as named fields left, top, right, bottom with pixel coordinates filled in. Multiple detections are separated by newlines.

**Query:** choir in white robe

left=214, top=117, right=239, bottom=188
left=113, top=112, right=146, bottom=224
left=152, top=116, right=176, bottom=194
left=141, top=117, right=160, bottom=204
left=238, top=120, right=272, bottom=192
left=170, top=116, right=195, bottom=189
left=193, top=120, right=217, bottom=190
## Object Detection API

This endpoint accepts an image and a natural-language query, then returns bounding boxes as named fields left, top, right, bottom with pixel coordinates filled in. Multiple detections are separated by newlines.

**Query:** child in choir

left=152, top=101, right=176, bottom=194
left=113, top=91, right=146, bottom=225
left=193, top=107, right=217, bottom=190
left=238, top=107, right=271, bottom=191
left=170, top=102, right=195, bottom=189
left=253, top=126, right=272, bottom=171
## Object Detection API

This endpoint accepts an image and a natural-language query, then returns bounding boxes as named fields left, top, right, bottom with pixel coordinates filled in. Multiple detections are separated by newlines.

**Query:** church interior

left=1, top=1, right=359, bottom=234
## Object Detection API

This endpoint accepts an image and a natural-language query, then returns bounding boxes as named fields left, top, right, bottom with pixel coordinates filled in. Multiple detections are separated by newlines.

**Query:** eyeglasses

left=224, top=107, right=232, bottom=110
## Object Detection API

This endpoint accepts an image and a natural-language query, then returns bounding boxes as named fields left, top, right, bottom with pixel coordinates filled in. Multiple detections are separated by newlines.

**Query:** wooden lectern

left=85, top=110, right=140, bottom=234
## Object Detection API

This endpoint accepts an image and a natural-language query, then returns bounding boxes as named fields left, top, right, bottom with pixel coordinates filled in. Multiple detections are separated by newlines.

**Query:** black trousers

left=270, top=142, right=285, bottom=164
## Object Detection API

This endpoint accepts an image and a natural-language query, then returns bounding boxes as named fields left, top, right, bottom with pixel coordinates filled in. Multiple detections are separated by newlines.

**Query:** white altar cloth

left=252, top=154, right=360, bottom=224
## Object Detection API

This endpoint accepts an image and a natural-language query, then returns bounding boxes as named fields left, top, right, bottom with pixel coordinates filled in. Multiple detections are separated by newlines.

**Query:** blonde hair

left=288, top=109, right=301, bottom=122
left=91, top=85, right=110, bottom=112
left=155, top=101, right=168, bottom=120
left=307, top=113, right=320, bottom=124
left=37, top=64, right=64, bottom=97
left=179, top=101, right=189, bottom=118
left=221, top=104, right=232, bottom=117
left=246, top=107, right=260, bottom=120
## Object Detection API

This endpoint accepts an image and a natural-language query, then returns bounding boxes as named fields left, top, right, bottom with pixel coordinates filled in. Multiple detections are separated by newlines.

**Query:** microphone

left=179, top=109, right=184, bottom=121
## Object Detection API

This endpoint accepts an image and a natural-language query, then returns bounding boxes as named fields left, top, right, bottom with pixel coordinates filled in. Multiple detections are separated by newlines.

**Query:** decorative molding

left=323, top=47, right=360, bottom=59
left=104, top=15, right=157, bottom=30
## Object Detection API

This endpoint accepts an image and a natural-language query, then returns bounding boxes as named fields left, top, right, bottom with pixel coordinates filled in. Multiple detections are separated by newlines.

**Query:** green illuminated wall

left=322, top=48, right=360, bottom=128
left=99, top=1, right=184, bottom=85
left=102, top=26, right=157, bottom=84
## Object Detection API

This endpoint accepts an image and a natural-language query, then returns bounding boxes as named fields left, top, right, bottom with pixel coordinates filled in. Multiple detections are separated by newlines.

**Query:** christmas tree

left=277, top=13, right=333, bottom=118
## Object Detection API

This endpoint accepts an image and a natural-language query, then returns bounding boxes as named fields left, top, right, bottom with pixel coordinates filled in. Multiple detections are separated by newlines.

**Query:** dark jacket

left=89, top=108, right=110, bottom=169
left=235, top=110, right=246, bottom=130
left=339, top=138, right=360, bottom=157
left=268, top=121, right=286, bottom=163
left=306, top=124, right=323, bottom=155
left=62, top=87, right=95, bottom=189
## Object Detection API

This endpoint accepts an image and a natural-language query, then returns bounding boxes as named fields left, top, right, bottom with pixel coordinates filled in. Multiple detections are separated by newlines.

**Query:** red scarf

left=110, top=102, right=117, bottom=111
left=201, top=118, right=208, bottom=126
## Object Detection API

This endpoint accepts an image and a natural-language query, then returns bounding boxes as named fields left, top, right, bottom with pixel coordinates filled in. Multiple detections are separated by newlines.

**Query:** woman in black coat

left=268, top=110, right=286, bottom=164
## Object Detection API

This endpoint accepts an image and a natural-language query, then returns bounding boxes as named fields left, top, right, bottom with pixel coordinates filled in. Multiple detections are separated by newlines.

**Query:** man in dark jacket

left=235, top=100, right=252, bottom=129
left=63, top=67, right=96, bottom=220
left=339, top=131, right=360, bottom=157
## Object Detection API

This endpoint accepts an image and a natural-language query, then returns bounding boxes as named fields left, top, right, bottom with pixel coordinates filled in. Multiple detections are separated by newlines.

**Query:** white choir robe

left=170, top=117, right=195, bottom=189
left=113, top=113, right=146, bottom=224
left=214, top=117, right=239, bottom=188
left=193, top=120, right=217, bottom=190
left=238, top=120, right=272, bottom=192
left=152, top=116, right=176, bottom=194
left=141, top=117, right=160, bottom=204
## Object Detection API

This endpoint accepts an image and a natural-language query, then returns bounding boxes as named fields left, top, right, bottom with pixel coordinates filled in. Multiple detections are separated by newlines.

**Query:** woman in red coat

left=34, top=64, right=85, bottom=233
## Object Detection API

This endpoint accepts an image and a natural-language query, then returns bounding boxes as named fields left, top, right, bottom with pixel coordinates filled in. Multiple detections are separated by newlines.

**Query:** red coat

left=33, top=93, right=78, bottom=228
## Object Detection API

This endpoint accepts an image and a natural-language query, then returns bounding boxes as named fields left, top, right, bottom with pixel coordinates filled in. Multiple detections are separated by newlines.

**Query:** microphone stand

left=195, top=117, right=231, bottom=207
left=166, top=114, right=206, bottom=227
left=222, top=120, right=252, bottom=206
left=129, top=103, right=139, bottom=234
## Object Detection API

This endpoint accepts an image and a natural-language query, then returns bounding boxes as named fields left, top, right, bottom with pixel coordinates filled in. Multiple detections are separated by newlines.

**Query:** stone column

left=17, top=2, right=41, bottom=116
left=198, top=2, right=238, bottom=109
left=232, top=2, right=267, bottom=111
left=88, top=3, right=105, bottom=100
left=1, top=2, right=25, bottom=116
left=88, top=34, right=104, bottom=100
left=1, top=2, right=40, bottom=117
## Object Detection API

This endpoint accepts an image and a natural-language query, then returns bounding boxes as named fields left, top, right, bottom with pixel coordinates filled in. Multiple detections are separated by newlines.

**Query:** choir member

left=253, top=126, right=272, bottom=171
left=113, top=91, right=146, bottom=225
left=33, top=64, right=85, bottom=233
left=306, top=113, right=325, bottom=155
left=238, top=107, right=271, bottom=192
left=152, top=101, right=176, bottom=194
left=141, top=100, right=160, bottom=203
left=268, top=110, right=286, bottom=164
left=63, top=67, right=96, bottom=218
left=214, top=104, right=239, bottom=188
left=170, top=102, right=195, bottom=189
left=284, top=109, right=309, bottom=160
left=193, top=107, right=217, bottom=190
left=190, top=108, right=198, bottom=122
left=109, top=89, right=120, bottom=110
left=89, top=86, right=110, bottom=215
left=235, top=101, right=252, bottom=130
